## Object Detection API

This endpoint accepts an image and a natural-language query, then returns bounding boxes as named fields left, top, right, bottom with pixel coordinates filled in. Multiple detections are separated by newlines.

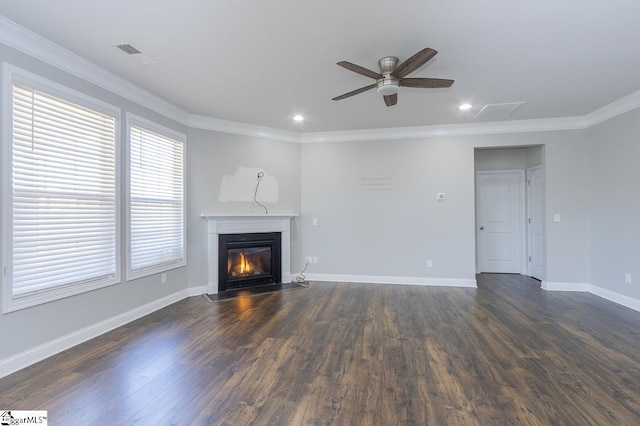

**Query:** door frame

left=475, top=169, right=527, bottom=274
left=526, top=165, right=545, bottom=279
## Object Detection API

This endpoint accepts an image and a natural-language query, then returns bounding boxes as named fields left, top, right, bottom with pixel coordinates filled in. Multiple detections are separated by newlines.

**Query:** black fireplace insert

left=218, top=232, right=281, bottom=291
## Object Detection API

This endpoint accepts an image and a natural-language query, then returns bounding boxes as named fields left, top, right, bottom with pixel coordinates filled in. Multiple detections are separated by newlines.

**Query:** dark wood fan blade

left=391, top=48, right=438, bottom=78
left=383, top=93, right=398, bottom=107
left=332, top=84, right=377, bottom=101
left=399, top=78, right=454, bottom=88
left=337, top=61, right=383, bottom=80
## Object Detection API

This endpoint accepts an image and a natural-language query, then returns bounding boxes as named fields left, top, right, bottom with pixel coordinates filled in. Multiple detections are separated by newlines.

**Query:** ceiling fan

left=332, top=47, right=454, bottom=107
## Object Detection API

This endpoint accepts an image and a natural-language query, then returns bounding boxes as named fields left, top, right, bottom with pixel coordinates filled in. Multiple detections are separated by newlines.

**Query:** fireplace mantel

left=201, top=214, right=297, bottom=294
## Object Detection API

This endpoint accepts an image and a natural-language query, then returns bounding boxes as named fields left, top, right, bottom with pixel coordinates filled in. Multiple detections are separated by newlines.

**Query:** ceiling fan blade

left=383, top=93, right=398, bottom=107
left=391, top=48, right=438, bottom=78
left=332, top=84, right=377, bottom=101
left=399, top=78, right=454, bottom=88
left=337, top=61, right=383, bottom=80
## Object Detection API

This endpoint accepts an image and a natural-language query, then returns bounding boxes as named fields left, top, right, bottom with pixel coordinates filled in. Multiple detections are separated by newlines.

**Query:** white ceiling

left=1, top=0, right=639, bottom=133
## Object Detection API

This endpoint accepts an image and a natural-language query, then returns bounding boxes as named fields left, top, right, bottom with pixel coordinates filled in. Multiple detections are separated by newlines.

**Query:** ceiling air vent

left=475, top=102, right=525, bottom=120
left=115, top=43, right=141, bottom=55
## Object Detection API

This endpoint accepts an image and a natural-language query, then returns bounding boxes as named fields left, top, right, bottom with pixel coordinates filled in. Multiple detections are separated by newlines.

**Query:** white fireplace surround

left=201, top=214, right=297, bottom=294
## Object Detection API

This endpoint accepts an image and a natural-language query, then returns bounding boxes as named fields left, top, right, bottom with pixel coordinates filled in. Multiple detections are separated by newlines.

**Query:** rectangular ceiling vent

left=475, top=102, right=526, bottom=120
left=115, top=43, right=141, bottom=55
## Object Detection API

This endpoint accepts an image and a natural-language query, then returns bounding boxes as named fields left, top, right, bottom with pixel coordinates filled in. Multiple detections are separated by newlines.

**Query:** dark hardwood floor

left=2, top=274, right=640, bottom=425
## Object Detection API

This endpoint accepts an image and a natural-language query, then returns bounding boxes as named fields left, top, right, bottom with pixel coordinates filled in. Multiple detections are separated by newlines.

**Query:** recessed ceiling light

left=458, top=103, right=472, bottom=111
left=293, top=114, right=304, bottom=122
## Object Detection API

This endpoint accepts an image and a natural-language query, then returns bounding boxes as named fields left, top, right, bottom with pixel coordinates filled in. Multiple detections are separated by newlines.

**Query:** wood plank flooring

left=2, top=274, right=640, bottom=425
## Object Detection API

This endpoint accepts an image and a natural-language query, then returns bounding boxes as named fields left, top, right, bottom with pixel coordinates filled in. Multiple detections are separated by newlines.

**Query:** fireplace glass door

left=227, top=247, right=271, bottom=280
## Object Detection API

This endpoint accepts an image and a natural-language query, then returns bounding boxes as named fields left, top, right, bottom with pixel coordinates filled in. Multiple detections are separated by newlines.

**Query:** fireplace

left=202, top=214, right=296, bottom=294
left=218, top=232, right=281, bottom=291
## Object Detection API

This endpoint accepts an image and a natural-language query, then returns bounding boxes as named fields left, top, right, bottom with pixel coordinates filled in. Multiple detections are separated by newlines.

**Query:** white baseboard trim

left=0, top=288, right=194, bottom=379
left=541, top=281, right=591, bottom=291
left=588, top=286, right=640, bottom=313
left=305, top=273, right=477, bottom=288
left=542, top=281, right=640, bottom=313
left=188, top=285, right=208, bottom=297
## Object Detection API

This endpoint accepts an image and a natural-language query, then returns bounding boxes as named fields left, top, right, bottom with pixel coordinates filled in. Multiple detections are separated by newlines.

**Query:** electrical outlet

left=161, top=273, right=167, bottom=284
left=625, top=273, right=632, bottom=284
left=305, top=257, right=313, bottom=264
left=427, top=259, right=433, bottom=268
left=312, top=257, right=318, bottom=264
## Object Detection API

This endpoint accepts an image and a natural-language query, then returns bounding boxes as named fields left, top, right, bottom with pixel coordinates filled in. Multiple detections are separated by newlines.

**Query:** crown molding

left=0, top=15, right=190, bottom=126
left=300, top=116, right=588, bottom=143
left=2, top=14, right=639, bottom=143
left=582, top=89, right=640, bottom=128
left=188, top=115, right=301, bottom=143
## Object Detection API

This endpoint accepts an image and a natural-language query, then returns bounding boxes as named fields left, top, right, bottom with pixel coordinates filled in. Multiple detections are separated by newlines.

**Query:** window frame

left=125, top=113, right=186, bottom=281
left=1, top=63, right=122, bottom=313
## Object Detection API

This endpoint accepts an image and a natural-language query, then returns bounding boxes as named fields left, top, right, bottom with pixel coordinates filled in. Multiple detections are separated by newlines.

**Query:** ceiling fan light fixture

left=376, top=77, right=399, bottom=95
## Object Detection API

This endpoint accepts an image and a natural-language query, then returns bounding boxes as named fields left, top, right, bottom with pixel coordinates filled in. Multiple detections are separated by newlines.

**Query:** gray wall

left=475, top=147, right=529, bottom=171
left=586, top=109, right=640, bottom=299
left=0, top=43, right=189, bottom=361
left=474, top=146, right=542, bottom=171
left=543, top=136, right=590, bottom=283
left=526, top=146, right=543, bottom=168
left=300, top=137, right=476, bottom=279
left=299, top=132, right=586, bottom=284
left=186, top=129, right=302, bottom=288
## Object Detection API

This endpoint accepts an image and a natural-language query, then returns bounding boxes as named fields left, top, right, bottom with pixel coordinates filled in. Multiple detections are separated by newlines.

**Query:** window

left=2, top=67, right=120, bottom=312
left=127, top=115, right=185, bottom=280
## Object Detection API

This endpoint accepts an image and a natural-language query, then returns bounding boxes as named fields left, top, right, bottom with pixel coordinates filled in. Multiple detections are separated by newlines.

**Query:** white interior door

left=527, top=166, right=545, bottom=280
left=476, top=170, right=525, bottom=273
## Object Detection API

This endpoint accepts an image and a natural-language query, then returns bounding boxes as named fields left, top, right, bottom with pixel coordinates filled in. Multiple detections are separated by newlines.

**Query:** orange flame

left=238, top=252, right=251, bottom=274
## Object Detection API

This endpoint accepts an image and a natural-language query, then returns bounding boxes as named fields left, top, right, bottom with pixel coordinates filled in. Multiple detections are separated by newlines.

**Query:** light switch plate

left=553, top=214, right=561, bottom=223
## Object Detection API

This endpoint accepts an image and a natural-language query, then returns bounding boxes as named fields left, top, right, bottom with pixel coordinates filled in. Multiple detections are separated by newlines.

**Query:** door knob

left=480, top=226, right=484, bottom=230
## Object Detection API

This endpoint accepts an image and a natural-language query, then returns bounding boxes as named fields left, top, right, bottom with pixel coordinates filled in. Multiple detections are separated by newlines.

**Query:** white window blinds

left=128, top=123, right=185, bottom=277
left=10, top=83, right=118, bottom=303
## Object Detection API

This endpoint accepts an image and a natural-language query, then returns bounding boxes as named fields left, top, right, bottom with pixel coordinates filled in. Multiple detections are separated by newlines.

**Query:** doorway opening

left=474, top=146, right=545, bottom=280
